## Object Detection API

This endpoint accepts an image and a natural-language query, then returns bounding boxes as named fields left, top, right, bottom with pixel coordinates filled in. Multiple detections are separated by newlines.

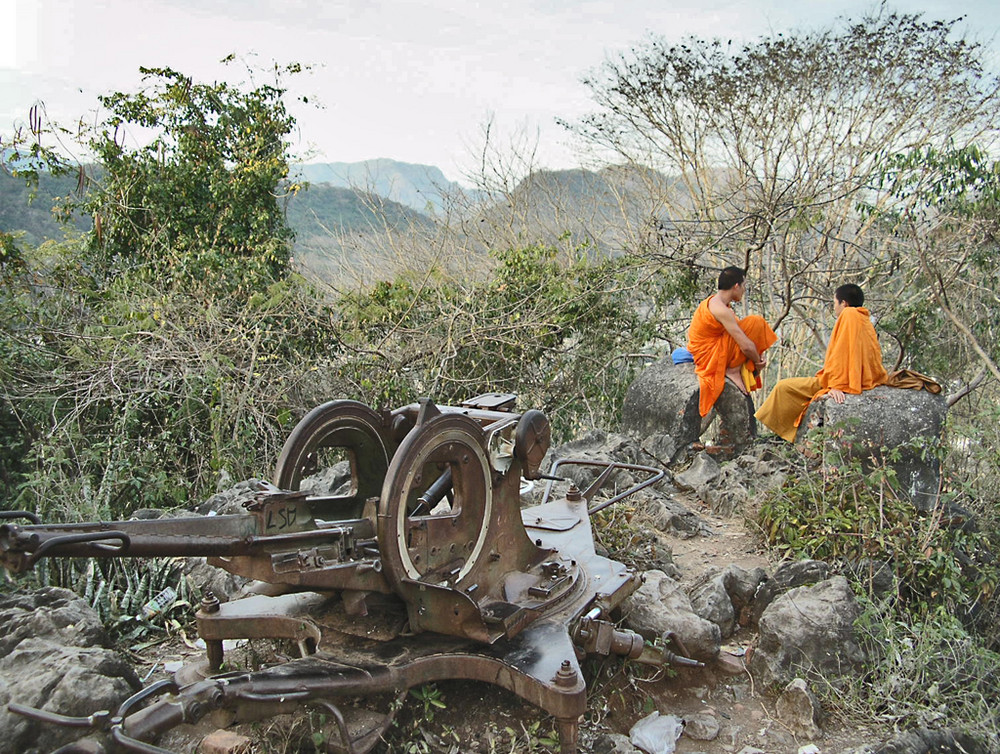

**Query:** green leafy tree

left=78, top=62, right=301, bottom=289
left=869, top=144, right=1000, bottom=387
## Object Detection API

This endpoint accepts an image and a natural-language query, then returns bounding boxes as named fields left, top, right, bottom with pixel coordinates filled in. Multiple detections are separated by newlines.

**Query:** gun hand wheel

left=378, top=413, right=493, bottom=590
left=273, top=400, right=390, bottom=518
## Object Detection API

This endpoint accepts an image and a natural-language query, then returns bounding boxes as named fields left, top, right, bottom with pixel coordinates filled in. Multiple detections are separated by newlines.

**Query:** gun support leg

left=556, top=716, right=579, bottom=754
left=206, top=639, right=224, bottom=673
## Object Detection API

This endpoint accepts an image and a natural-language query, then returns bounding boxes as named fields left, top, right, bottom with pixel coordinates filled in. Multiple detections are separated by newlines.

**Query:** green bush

left=758, top=438, right=997, bottom=621
left=757, top=428, right=1000, bottom=748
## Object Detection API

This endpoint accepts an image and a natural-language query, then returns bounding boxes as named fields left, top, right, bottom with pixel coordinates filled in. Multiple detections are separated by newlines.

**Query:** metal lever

left=0, top=511, right=41, bottom=524
left=25, top=531, right=131, bottom=567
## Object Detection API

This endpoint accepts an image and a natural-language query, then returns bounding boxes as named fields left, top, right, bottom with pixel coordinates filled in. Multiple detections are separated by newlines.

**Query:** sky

left=2, top=0, right=1000, bottom=183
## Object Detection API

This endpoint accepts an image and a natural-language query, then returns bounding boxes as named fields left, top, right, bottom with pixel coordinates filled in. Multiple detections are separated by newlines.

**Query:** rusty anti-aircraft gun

left=1, top=394, right=700, bottom=754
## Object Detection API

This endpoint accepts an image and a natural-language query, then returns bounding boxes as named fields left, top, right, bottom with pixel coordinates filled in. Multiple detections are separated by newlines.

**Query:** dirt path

left=617, top=496, right=881, bottom=754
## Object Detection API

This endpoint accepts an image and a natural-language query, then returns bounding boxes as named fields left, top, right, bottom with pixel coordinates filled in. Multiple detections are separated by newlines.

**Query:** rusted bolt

left=554, top=660, right=578, bottom=688
left=566, top=485, right=582, bottom=502
left=200, top=591, right=220, bottom=614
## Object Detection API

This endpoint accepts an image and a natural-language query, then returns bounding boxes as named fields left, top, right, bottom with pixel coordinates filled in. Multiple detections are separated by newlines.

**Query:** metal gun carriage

left=1, top=393, right=695, bottom=754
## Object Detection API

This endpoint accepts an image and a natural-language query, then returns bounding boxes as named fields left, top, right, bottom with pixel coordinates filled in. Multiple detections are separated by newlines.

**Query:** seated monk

left=687, top=266, right=778, bottom=418
left=755, top=283, right=888, bottom=442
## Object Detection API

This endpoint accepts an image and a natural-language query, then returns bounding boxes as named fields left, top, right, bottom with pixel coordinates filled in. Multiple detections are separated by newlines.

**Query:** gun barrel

left=0, top=514, right=374, bottom=572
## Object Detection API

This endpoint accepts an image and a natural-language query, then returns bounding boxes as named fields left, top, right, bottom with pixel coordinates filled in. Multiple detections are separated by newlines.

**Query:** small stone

left=684, top=712, right=721, bottom=741
left=198, top=729, right=252, bottom=754
left=715, top=651, right=746, bottom=675
left=775, top=678, right=823, bottom=740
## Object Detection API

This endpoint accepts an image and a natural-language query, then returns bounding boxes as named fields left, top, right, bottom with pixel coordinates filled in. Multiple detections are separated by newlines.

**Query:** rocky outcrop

left=0, top=589, right=141, bottom=754
left=797, top=385, right=947, bottom=510
left=0, top=586, right=107, bottom=657
left=749, top=559, right=830, bottom=627
left=621, top=359, right=755, bottom=462
left=622, top=569, right=722, bottom=662
left=749, top=575, right=865, bottom=688
left=687, top=564, right=767, bottom=640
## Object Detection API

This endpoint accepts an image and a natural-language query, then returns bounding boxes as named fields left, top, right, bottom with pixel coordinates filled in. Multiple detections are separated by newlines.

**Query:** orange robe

left=687, top=296, right=777, bottom=417
left=755, top=306, right=888, bottom=441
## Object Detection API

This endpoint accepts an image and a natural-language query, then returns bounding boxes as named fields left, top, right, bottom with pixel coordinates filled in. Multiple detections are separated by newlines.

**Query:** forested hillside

left=2, top=9, right=1000, bottom=752
left=0, top=169, right=90, bottom=245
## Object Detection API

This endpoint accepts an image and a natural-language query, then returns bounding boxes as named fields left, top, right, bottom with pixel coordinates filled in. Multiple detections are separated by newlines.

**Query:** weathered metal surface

left=1, top=394, right=687, bottom=754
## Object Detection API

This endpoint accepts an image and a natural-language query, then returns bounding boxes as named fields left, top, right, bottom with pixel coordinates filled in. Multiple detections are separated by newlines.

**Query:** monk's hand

left=754, top=357, right=766, bottom=371
left=827, top=389, right=846, bottom=404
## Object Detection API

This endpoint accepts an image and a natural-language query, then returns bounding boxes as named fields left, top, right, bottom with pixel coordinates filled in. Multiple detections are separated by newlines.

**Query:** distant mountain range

left=0, top=160, right=435, bottom=254
left=1, top=157, right=671, bottom=278
left=293, top=159, right=465, bottom=213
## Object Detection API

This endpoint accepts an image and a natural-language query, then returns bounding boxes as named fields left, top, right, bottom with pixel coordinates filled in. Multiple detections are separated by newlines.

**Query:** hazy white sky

left=2, top=0, right=999, bottom=181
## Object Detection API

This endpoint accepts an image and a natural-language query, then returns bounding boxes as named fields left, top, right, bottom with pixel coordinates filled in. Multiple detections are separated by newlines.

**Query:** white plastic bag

left=628, top=711, right=684, bottom=754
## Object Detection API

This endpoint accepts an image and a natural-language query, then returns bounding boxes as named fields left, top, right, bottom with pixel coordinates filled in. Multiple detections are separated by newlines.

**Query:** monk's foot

left=725, top=367, right=749, bottom=395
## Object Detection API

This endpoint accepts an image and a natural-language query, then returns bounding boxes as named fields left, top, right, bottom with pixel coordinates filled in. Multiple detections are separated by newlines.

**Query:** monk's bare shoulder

left=707, top=294, right=737, bottom=324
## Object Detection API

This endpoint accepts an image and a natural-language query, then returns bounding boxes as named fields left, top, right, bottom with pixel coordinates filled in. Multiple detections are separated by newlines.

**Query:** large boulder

left=749, top=576, right=865, bottom=688
left=621, top=569, right=721, bottom=662
left=796, top=386, right=946, bottom=510
left=0, top=587, right=108, bottom=657
left=0, top=589, right=141, bottom=754
left=621, top=360, right=754, bottom=462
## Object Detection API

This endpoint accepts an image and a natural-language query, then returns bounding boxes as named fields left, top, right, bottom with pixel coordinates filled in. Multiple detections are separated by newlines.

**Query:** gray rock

left=591, top=732, right=642, bottom=754
left=873, top=728, right=990, bottom=754
left=622, top=360, right=755, bottom=462
left=548, top=431, right=646, bottom=492
left=703, top=476, right=748, bottom=516
left=683, top=712, right=721, bottom=741
left=0, top=638, right=140, bottom=754
left=0, top=587, right=107, bottom=657
left=643, top=432, right=679, bottom=466
left=674, top=452, right=720, bottom=493
left=644, top=496, right=709, bottom=540
left=622, top=570, right=721, bottom=662
left=842, top=559, right=897, bottom=599
left=197, top=477, right=264, bottom=514
left=774, top=678, right=822, bottom=740
left=688, top=568, right=736, bottom=639
left=797, top=386, right=947, bottom=510
left=749, top=576, right=865, bottom=688
left=750, top=559, right=830, bottom=627
left=622, top=360, right=702, bottom=456
left=689, top=565, right=768, bottom=639
left=712, top=385, right=758, bottom=460
left=722, top=565, right=768, bottom=628
left=182, top=557, right=247, bottom=602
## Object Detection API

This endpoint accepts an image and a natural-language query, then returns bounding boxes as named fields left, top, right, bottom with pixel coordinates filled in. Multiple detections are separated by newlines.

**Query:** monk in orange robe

left=755, top=283, right=888, bottom=442
left=687, top=266, right=778, bottom=417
